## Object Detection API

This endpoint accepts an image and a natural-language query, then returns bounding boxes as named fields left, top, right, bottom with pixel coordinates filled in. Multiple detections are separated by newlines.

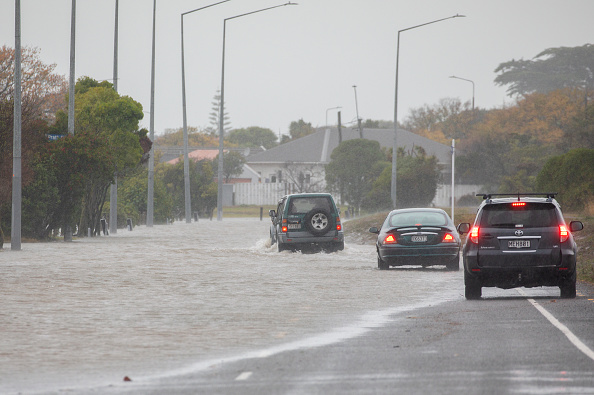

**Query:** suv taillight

left=336, top=217, right=342, bottom=231
left=470, top=226, right=479, bottom=244
left=560, top=225, right=569, bottom=243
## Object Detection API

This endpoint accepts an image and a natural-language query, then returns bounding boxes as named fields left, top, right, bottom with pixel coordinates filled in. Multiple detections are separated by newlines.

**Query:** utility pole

left=110, top=0, right=119, bottom=234
left=11, top=0, right=22, bottom=251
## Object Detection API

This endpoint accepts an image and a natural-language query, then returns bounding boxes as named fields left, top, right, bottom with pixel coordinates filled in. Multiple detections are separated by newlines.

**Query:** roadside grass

left=344, top=207, right=594, bottom=285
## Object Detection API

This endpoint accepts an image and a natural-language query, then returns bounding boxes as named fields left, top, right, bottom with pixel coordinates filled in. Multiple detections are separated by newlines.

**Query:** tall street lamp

left=352, top=85, right=362, bottom=138
left=147, top=0, right=156, bottom=227
left=110, top=0, right=119, bottom=235
left=180, top=0, right=232, bottom=224
left=391, top=14, right=465, bottom=209
left=11, top=0, right=22, bottom=250
left=449, top=75, right=475, bottom=111
left=217, top=2, right=297, bottom=221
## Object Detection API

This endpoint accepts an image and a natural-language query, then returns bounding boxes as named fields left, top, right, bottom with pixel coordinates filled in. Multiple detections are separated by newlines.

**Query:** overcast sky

left=1, top=0, right=593, bottom=137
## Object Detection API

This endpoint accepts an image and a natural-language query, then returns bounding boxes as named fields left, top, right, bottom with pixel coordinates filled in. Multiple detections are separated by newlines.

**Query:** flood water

left=0, top=218, right=462, bottom=393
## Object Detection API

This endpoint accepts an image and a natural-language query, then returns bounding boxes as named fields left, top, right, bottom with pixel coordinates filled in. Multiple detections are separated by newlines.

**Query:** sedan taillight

left=384, top=234, right=397, bottom=244
left=442, top=233, right=456, bottom=243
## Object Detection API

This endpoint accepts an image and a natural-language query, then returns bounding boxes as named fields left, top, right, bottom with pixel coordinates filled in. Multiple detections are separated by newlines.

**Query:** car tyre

left=445, top=254, right=460, bottom=271
left=304, top=209, right=332, bottom=236
left=559, top=272, right=577, bottom=299
left=464, top=271, right=482, bottom=299
left=378, top=254, right=389, bottom=270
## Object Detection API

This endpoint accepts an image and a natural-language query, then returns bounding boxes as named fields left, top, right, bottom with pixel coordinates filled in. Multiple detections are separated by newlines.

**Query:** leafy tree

left=226, top=126, right=277, bottom=149
left=494, top=44, right=594, bottom=99
left=325, top=139, right=387, bottom=210
left=212, top=151, right=246, bottom=183
left=288, top=118, right=315, bottom=140
left=363, top=147, right=441, bottom=210
left=155, top=126, right=218, bottom=147
left=536, top=149, right=594, bottom=211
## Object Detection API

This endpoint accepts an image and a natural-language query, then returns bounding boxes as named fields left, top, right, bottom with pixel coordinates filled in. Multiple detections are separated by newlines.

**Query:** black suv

left=457, top=193, right=584, bottom=299
left=269, top=193, right=344, bottom=252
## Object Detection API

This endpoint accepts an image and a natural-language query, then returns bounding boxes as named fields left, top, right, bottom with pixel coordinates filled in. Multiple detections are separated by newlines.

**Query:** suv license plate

left=288, top=224, right=301, bottom=229
left=411, top=235, right=427, bottom=242
left=508, top=240, right=530, bottom=248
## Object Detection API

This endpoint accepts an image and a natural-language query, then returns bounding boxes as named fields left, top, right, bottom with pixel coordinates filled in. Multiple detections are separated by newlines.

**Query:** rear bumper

left=379, top=244, right=460, bottom=266
left=463, top=248, right=576, bottom=288
left=279, top=231, right=344, bottom=245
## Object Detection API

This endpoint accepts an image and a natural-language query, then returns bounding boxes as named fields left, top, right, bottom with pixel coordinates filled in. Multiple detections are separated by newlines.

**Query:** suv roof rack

left=476, top=192, right=558, bottom=203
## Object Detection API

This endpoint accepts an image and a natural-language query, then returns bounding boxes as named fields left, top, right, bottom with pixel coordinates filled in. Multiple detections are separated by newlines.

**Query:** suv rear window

left=479, top=203, right=557, bottom=228
left=287, top=197, right=332, bottom=215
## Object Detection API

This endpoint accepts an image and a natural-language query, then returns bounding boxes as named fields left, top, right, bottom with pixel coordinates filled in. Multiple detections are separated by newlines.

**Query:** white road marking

left=235, top=371, right=253, bottom=381
left=518, top=289, right=594, bottom=362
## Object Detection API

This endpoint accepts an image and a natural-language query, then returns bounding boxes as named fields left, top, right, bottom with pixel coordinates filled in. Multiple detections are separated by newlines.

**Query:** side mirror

left=269, top=209, right=276, bottom=218
left=457, top=223, right=471, bottom=235
left=369, top=227, right=380, bottom=234
left=570, top=221, right=584, bottom=232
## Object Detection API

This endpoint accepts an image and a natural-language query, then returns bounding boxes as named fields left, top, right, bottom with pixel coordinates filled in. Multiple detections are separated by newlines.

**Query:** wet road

left=1, top=218, right=462, bottom=393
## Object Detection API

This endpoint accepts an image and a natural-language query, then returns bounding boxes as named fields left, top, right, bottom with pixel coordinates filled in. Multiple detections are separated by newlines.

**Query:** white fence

left=232, top=182, right=482, bottom=207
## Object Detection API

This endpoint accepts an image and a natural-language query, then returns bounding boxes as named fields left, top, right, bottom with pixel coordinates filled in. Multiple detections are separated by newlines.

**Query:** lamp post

left=449, top=75, right=475, bottom=111
left=217, top=2, right=297, bottom=221
left=180, top=0, right=232, bottom=224
left=325, top=106, right=341, bottom=127
left=11, top=0, right=22, bottom=250
left=391, top=14, right=465, bottom=209
left=147, top=0, right=156, bottom=227
left=109, top=0, right=118, bottom=235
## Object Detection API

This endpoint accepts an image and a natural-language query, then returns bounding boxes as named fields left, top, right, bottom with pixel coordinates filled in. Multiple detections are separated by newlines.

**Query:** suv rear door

left=476, top=202, right=562, bottom=267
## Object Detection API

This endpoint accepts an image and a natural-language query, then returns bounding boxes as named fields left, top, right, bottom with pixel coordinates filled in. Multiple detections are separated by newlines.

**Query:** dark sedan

left=369, top=208, right=461, bottom=270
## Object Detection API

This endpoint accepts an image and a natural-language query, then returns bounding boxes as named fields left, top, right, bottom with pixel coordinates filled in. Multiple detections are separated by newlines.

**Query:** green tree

left=289, top=119, right=315, bottom=140
left=213, top=151, right=246, bottom=183
left=536, top=149, right=594, bottom=211
left=494, top=44, right=594, bottom=99
left=226, top=126, right=277, bottom=149
left=363, top=147, right=441, bottom=210
left=207, top=90, right=231, bottom=135
left=325, top=139, right=387, bottom=210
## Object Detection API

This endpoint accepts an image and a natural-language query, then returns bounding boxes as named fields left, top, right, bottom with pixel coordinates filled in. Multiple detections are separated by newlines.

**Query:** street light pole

left=391, top=14, right=465, bottom=209
left=147, top=0, right=156, bottom=227
left=110, top=0, right=119, bottom=235
left=180, top=0, right=232, bottom=224
left=449, top=75, right=475, bottom=111
left=217, top=2, right=297, bottom=221
left=11, top=0, right=22, bottom=251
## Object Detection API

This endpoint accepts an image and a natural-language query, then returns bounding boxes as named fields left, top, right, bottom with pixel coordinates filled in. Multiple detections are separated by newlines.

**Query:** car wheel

left=377, top=254, right=389, bottom=270
left=270, top=229, right=277, bottom=246
left=445, top=254, right=460, bottom=271
left=277, top=240, right=286, bottom=252
left=464, top=271, right=481, bottom=299
left=560, top=273, right=577, bottom=299
left=304, top=209, right=331, bottom=235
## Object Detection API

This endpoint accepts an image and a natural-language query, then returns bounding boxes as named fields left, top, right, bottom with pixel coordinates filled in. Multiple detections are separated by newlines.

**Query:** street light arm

left=182, top=0, right=232, bottom=17
left=398, top=14, right=465, bottom=33
left=225, top=2, right=297, bottom=22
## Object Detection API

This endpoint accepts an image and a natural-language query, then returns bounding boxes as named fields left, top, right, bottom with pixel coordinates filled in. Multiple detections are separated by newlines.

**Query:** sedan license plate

left=508, top=240, right=530, bottom=248
left=288, top=223, right=301, bottom=230
left=411, top=235, right=427, bottom=242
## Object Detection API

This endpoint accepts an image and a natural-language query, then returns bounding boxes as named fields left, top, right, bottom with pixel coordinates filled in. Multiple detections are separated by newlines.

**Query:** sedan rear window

left=388, top=211, right=448, bottom=227
left=480, top=203, right=557, bottom=228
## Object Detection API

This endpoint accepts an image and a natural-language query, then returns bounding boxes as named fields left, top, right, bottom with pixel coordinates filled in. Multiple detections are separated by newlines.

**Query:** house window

left=271, top=175, right=277, bottom=183
left=277, top=170, right=283, bottom=182
left=305, top=173, right=311, bottom=184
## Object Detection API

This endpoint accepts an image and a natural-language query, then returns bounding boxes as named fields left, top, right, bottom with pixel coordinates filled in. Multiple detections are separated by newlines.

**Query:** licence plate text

left=411, top=235, right=427, bottom=242
left=508, top=240, right=530, bottom=248
left=288, top=224, right=301, bottom=229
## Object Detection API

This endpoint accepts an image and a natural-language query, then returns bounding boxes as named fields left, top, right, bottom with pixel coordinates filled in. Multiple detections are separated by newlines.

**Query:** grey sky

left=1, top=0, right=592, bottom=137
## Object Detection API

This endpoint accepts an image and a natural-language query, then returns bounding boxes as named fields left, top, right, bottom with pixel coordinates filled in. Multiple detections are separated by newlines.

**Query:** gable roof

left=246, top=127, right=451, bottom=165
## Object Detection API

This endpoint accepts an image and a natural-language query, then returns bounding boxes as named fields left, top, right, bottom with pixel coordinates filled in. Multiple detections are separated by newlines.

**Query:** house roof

left=166, top=149, right=220, bottom=165
left=246, top=127, right=452, bottom=165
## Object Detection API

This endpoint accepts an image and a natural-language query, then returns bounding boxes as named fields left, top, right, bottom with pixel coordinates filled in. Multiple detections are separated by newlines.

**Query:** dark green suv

left=269, top=193, right=344, bottom=252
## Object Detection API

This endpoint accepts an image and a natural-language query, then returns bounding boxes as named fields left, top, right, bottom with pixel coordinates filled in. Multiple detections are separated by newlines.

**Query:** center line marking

left=235, top=371, right=253, bottom=381
left=518, top=289, right=594, bottom=362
